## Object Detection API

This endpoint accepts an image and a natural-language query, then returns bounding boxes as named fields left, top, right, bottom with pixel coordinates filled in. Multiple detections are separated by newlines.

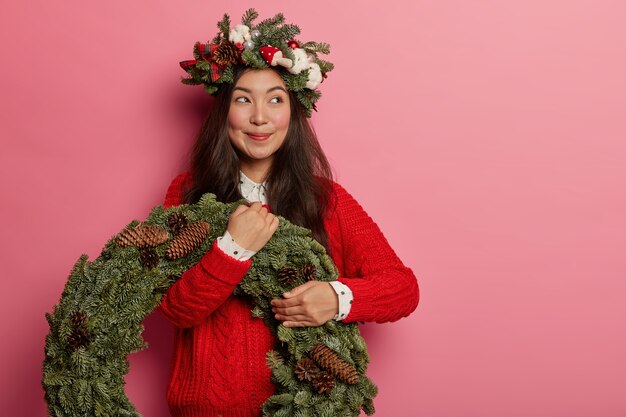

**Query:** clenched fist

left=227, top=202, right=279, bottom=252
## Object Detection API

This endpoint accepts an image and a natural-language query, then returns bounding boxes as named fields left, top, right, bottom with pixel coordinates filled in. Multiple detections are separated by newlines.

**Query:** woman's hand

left=227, top=202, right=279, bottom=252
left=271, top=281, right=339, bottom=327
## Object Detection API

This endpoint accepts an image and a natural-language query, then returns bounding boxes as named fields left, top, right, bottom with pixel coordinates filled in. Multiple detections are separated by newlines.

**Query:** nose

left=250, top=103, right=268, bottom=126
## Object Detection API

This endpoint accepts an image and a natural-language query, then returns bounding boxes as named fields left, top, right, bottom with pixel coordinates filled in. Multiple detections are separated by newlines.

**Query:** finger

left=272, top=306, right=304, bottom=316
left=268, top=215, right=279, bottom=233
left=249, top=203, right=269, bottom=219
left=282, top=320, right=313, bottom=328
left=264, top=213, right=276, bottom=229
left=276, top=316, right=315, bottom=327
left=271, top=297, right=300, bottom=308
left=283, top=281, right=316, bottom=298
left=248, top=202, right=264, bottom=212
left=274, top=313, right=309, bottom=322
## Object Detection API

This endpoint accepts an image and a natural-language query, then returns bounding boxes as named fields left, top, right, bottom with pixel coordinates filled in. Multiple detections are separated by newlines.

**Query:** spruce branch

left=241, top=8, right=259, bottom=27
left=316, top=59, right=334, bottom=74
left=216, top=13, right=231, bottom=40
left=258, top=13, right=286, bottom=29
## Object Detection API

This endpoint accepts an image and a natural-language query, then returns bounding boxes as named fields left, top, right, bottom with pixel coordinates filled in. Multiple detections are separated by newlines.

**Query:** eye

left=269, top=96, right=283, bottom=104
left=235, top=97, right=250, bottom=103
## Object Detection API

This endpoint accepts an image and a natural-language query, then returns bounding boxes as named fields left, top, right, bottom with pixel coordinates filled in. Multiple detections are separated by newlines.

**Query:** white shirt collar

left=239, top=171, right=268, bottom=204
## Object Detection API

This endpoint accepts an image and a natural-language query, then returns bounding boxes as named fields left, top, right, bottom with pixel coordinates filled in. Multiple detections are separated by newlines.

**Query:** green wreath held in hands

left=43, top=193, right=377, bottom=417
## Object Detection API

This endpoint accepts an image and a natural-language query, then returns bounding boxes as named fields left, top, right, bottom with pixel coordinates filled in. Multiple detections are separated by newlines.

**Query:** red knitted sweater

left=159, top=172, right=419, bottom=417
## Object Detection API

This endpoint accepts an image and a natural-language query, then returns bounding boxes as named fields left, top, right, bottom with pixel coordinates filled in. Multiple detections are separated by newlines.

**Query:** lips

left=246, top=133, right=272, bottom=141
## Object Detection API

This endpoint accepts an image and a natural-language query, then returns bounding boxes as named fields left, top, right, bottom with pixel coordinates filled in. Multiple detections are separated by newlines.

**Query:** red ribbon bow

left=179, top=43, right=222, bottom=82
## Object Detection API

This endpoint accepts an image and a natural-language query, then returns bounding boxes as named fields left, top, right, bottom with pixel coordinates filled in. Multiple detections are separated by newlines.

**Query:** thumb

left=283, top=280, right=316, bottom=298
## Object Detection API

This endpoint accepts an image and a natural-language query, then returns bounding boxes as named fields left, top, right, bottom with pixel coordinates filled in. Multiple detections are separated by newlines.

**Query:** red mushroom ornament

left=259, top=45, right=293, bottom=69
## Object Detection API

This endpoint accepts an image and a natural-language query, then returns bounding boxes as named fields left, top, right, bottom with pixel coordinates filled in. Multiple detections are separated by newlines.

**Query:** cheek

left=273, top=110, right=291, bottom=132
left=227, top=110, right=245, bottom=132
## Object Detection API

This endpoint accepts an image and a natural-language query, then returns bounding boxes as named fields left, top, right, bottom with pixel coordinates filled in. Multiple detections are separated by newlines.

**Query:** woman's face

left=227, top=69, right=291, bottom=179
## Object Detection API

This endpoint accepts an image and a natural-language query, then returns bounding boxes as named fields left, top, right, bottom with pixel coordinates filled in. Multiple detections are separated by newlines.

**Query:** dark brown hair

left=183, top=66, right=335, bottom=251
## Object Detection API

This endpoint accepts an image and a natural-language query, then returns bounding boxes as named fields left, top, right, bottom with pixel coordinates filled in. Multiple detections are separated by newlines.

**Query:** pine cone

left=310, top=344, right=359, bottom=385
left=116, top=223, right=169, bottom=248
left=68, top=311, right=90, bottom=350
left=167, top=213, right=188, bottom=235
left=213, top=40, right=241, bottom=67
left=278, top=267, right=297, bottom=286
left=140, top=247, right=159, bottom=269
left=166, top=221, right=210, bottom=260
left=70, top=310, right=87, bottom=327
left=295, top=358, right=320, bottom=382
left=311, top=370, right=335, bottom=394
left=301, top=264, right=317, bottom=281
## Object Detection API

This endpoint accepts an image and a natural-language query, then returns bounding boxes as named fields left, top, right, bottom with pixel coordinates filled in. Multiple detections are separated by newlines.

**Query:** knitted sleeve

left=158, top=173, right=252, bottom=328
left=331, top=182, right=419, bottom=324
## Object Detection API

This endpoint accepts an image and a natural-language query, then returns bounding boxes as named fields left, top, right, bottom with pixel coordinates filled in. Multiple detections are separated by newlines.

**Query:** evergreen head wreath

left=179, top=9, right=334, bottom=117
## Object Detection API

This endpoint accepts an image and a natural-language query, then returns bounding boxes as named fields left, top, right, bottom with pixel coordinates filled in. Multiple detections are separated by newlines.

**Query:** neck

left=240, top=160, right=271, bottom=184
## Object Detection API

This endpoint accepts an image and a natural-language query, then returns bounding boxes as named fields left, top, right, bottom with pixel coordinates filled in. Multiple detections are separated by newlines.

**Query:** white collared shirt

left=238, top=170, right=268, bottom=205
left=216, top=171, right=353, bottom=321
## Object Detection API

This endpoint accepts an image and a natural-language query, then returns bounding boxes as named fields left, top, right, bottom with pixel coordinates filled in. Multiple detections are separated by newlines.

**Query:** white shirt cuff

left=328, top=281, right=353, bottom=321
left=216, top=231, right=256, bottom=261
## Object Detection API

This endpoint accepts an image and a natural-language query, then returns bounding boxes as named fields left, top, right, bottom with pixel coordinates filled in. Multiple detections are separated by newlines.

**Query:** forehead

left=235, top=69, right=287, bottom=92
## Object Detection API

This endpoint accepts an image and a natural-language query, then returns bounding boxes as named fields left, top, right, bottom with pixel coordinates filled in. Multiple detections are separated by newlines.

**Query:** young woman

left=158, top=10, right=419, bottom=417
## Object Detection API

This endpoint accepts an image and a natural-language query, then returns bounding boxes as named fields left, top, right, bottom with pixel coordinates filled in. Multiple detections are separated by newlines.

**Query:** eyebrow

left=233, top=86, right=288, bottom=94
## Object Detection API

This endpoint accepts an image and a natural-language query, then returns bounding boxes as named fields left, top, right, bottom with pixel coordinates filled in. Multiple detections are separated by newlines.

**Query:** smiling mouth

left=246, top=133, right=272, bottom=141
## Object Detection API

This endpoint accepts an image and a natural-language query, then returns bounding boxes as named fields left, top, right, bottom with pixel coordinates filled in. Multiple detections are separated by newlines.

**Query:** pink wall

left=2, top=1, right=625, bottom=416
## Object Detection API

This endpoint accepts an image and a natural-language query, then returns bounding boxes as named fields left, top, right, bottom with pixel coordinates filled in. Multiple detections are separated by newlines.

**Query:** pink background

left=1, top=1, right=625, bottom=416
